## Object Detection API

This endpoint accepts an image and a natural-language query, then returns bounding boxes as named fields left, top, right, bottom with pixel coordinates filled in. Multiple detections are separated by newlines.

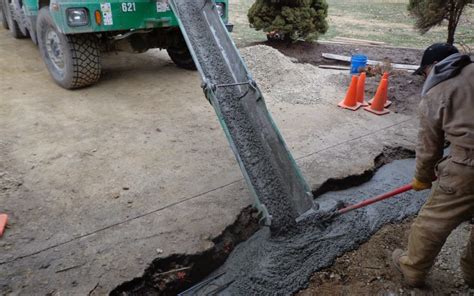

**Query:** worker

left=392, top=43, right=474, bottom=288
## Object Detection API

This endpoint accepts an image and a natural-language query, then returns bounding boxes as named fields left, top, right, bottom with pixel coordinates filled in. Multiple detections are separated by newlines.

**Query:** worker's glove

left=411, top=178, right=432, bottom=191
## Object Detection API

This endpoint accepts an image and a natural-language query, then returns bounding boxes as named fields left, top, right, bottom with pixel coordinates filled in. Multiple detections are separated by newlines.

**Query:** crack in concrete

left=313, top=146, right=415, bottom=197
left=111, top=207, right=260, bottom=295
left=0, top=179, right=242, bottom=265
left=0, top=119, right=414, bottom=266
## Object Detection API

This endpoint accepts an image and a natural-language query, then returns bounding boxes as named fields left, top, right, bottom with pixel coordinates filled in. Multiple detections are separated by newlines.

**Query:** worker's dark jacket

left=415, top=54, right=474, bottom=183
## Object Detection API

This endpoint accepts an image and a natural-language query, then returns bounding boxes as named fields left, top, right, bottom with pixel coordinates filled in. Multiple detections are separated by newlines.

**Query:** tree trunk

left=452, top=3, right=466, bottom=44
left=447, top=23, right=456, bottom=45
left=447, top=0, right=456, bottom=44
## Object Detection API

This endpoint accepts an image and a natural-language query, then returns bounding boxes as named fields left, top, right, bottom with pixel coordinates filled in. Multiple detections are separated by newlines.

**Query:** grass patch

left=229, top=0, right=474, bottom=49
left=229, top=0, right=267, bottom=46
left=326, top=0, right=474, bottom=48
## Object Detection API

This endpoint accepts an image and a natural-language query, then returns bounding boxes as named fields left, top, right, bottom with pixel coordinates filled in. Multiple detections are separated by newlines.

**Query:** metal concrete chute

left=169, top=0, right=317, bottom=229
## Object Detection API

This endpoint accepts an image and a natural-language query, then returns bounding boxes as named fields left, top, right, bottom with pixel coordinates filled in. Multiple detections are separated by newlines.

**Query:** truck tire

left=36, top=7, right=101, bottom=89
left=1, top=0, right=9, bottom=30
left=2, top=0, right=27, bottom=38
left=167, top=45, right=196, bottom=70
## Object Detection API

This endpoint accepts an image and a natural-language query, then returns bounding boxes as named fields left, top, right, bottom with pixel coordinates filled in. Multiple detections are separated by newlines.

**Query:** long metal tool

left=339, top=184, right=413, bottom=215
left=168, top=0, right=316, bottom=227
left=323, top=184, right=414, bottom=221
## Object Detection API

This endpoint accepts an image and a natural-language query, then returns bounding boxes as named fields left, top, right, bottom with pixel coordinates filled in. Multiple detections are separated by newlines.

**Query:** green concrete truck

left=0, top=0, right=232, bottom=89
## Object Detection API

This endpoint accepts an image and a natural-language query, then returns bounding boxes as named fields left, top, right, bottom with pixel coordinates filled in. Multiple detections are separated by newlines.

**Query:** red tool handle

left=338, top=184, right=414, bottom=215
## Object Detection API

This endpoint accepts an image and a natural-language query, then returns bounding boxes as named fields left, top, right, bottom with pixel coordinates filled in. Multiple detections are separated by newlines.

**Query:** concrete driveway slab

left=0, top=31, right=420, bottom=294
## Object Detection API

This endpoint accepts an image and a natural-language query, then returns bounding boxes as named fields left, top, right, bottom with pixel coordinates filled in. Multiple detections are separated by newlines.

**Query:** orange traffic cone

left=338, top=75, right=361, bottom=111
left=0, top=214, right=7, bottom=237
left=364, top=78, right=390, bottom=115
left=369, top=72, right=392, bottom=107
left=356, top=72, right=369, bottom=107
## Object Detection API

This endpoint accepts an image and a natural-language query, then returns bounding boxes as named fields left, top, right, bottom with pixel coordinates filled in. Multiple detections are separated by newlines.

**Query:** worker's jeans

left=400, top=156, right=474, bottom=283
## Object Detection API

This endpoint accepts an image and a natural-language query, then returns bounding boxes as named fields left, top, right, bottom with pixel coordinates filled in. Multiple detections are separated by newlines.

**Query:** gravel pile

left=240, top=45, right=343, bottom=105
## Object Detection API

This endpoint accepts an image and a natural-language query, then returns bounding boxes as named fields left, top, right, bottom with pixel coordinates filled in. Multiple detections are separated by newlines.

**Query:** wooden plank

left=332, top=38, right=371, bottom=44
left=333, top=37, right=386, bottom=45
left=318, top=40, right=421, bottom=51
left=332, top=40, right=377, bottom=47
left=319, top=40, right=365, bottom=46
left=322, top=53, right=419, bottom=71
left=318, top=65, right=350, bottom=70
left=390, top=63, right=419, bottom=70
left=322, top=53, right=351, bottom=62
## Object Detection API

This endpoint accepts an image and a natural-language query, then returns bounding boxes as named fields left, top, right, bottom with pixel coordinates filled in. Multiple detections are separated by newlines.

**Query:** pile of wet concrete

left=113, top=153, right=428, bottom=295
left=181, top=157, right=426, bottom=295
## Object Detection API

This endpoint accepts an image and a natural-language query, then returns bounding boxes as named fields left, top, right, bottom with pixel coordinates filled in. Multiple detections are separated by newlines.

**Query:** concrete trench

left=111, top=146, right=427, bottom=295
left=110, top=207, right=261, bottom=296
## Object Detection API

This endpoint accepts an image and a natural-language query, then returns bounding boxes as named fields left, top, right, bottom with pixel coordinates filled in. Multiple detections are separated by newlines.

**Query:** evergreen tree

left=248, top=0, right=329, bottom=42
left=408, top=0, right=470, bottom=44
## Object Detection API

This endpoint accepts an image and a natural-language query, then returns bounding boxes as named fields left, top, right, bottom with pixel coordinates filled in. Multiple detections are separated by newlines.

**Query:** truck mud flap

left=168, top=0, right=316, bottom=228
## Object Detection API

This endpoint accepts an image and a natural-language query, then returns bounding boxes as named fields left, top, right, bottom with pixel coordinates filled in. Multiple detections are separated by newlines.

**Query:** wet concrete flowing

left=169, top=0, right=315, bottom=230
left=182, top=158, right=428, bottom=295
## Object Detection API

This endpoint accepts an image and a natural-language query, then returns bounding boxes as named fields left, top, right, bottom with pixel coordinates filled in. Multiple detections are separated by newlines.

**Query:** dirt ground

left=299, top=220, right=473, bottom=295
left=331, top=70, right=425, bottom=115
left=369, top=71, right=425, bottom=115
left=269, top=41, right=424, bottom=66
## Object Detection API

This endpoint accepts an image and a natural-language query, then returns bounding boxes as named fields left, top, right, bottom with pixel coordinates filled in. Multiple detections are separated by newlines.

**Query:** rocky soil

left=299, top=220, right=473, bottom=295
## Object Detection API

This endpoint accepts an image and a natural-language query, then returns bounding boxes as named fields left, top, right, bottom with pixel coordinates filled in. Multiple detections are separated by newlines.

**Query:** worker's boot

left=392, top=249, right=426, bottom=288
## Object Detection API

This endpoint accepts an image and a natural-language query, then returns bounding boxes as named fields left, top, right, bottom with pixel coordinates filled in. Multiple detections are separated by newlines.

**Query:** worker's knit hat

left=414, top=43, right=459, bottom=75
